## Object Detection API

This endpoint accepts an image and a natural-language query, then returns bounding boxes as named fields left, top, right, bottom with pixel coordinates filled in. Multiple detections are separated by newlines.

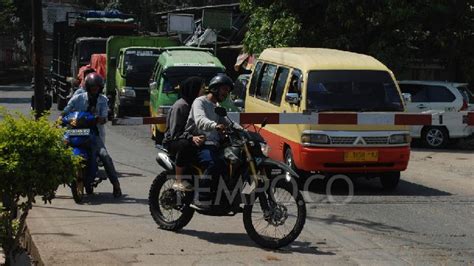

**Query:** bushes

left=0, top=109, right=81, bottom=265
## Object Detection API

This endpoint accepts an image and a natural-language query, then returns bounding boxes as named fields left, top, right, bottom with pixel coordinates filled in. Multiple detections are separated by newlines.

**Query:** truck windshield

left=306, top=70, right=403, bottom=112
left=124, top=49, right=160, bottom=75
left=79, top=40, right=106, bottom=63
left=162, top=67, right=225, bottom=93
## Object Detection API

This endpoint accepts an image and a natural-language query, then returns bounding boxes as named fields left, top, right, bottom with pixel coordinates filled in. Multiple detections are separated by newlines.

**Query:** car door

left=398, top=83, right=431, bottom=112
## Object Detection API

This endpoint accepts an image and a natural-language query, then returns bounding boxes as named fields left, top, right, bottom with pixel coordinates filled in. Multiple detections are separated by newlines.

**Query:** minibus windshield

left=162, top=67, right=224, bottom=93
left=306, top=70, right=403, bottom=112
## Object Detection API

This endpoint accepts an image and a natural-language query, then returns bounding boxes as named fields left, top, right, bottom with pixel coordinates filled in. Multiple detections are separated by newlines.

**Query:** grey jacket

left=184, top=96, right=228, bottom=145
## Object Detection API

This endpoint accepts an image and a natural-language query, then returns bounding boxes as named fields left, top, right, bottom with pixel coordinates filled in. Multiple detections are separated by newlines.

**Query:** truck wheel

left=422, top=126, right=449, bottom=149
left=379, top=172, right=400, bottom=191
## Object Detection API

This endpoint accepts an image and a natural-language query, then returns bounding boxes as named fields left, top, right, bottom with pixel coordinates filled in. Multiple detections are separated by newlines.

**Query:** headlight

left=259, top=142, right=269, bottom=157
left=301, top=134, right=330, bottom=145
left=121, top=87, right=136, bottom=98
left=389, top=133, right=411, bottom=144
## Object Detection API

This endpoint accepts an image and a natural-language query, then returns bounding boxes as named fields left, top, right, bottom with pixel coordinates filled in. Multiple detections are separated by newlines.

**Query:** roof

left=75, top=37, right=107, bottom=43
left=159, top=48, right=224, bottom=69
left=258, top=48, right=389, bottom=72
left=398, top=80, right=469, bottom=87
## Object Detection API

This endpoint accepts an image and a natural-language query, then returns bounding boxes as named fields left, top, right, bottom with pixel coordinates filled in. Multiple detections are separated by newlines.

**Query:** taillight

left=460, top=99, right=468, bottom=111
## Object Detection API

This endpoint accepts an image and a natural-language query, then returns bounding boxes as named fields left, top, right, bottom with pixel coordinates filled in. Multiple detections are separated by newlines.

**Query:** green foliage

left=241, top=0, right=301, bottom=54
left=0, top=108, right=81, bottom=263
left=0, top=0, right=16, bottom=34
left=241, top=0, right=474, bottom=83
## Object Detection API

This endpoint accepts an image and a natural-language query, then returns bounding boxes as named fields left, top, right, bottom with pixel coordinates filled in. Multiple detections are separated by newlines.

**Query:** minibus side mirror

left=285, top=92, right=300, bottom=105
left=402, top=93, right=412, bottom=103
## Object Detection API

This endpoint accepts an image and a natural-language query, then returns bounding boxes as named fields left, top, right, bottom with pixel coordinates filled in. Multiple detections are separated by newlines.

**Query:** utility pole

left=32, top=0, right=45, bottom=119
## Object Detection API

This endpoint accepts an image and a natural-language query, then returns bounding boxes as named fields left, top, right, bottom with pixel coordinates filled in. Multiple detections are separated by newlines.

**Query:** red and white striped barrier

left=112, top=111, right=474, bottom=126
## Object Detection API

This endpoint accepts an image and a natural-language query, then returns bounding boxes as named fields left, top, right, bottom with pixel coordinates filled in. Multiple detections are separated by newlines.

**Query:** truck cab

left=113, top=47, right=162, bottom=117
left=70, top=37, right=107, bottom=83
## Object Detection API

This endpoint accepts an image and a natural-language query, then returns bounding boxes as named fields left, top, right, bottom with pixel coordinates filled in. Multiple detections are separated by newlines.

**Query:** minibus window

left=249, top=62, right=263, bottom=96
left=270, top=67, right=289, bottom=105
left=307, top=70, right=403, bottom=112
left=256, top=64, right=277, bottom=101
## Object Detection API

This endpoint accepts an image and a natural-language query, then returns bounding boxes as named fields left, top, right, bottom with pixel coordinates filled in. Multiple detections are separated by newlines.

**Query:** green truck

left=149, top=46, right=238, bottom=143
left=105, top=36, right=178, bottom=118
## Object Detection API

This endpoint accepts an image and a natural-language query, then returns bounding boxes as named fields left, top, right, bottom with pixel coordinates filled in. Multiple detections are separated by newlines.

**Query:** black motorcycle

left=148, top=107, right=306, bottom=249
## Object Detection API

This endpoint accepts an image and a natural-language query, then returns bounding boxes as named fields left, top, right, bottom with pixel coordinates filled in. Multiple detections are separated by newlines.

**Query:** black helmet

left=84, top=72, right=104, bottom=93
left=208, top=74, right=234, bottom=94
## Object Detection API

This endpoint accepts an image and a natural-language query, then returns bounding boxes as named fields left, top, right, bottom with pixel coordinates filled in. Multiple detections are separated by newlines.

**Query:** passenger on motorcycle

left=60, top=73, right=122, bottom=198
left=73, top=67, right=96, bottom=97
left=184, top=74, right=241, bottom=206
left=162, top=77, right=205, bottom=191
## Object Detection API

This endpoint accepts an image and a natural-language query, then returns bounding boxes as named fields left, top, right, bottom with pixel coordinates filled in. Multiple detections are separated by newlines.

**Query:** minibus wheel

left=379, top=172, right=400, bottom=191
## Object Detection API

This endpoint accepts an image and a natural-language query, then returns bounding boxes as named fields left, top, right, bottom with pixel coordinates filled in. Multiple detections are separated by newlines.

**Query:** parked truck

left=105, top=36, right=178, bottom=118
left=49, top=10, right=138, bottom=110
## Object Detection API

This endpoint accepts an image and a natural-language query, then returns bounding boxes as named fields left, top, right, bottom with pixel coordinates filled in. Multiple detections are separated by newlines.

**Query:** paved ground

left=1, top=85, right=474, bottom=265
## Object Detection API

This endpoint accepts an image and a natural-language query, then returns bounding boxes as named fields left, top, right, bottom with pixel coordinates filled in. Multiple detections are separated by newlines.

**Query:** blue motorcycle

left=62, top=111, right=104, bottom=203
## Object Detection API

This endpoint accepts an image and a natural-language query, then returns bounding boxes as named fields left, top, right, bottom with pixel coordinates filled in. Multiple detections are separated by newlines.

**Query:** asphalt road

left=1, top=85, right=473, bottom=265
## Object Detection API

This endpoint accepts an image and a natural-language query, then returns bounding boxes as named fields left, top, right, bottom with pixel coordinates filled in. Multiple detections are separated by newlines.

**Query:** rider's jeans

left=90, top=137, right=119, bottom=185
left=196, top=145, right=225, bottom=201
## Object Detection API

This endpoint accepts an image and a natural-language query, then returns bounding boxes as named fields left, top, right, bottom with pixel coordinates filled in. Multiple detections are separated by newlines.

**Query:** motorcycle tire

left=148, top=171, right=194, bottom=231
left=243, top=180, right=306, bottom=249
left=70, top=168, right=85, bottom=204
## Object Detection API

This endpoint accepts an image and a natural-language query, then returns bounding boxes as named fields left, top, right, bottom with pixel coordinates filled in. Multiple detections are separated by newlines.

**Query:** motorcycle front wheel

left=243, top=179, right=306, bottom=249
left=148, top=171, right=194, bottom=231
left=70, top=167, right=85, bottom=204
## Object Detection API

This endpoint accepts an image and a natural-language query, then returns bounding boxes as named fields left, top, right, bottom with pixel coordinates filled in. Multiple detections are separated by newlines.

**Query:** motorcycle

left=148, top=107, right=306, bottom=249
left=62, top=111, right=105, bottom=203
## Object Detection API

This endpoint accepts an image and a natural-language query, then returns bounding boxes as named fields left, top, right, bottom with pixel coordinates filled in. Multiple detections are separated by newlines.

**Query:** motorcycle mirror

left=215, top=106, right=227, bottom=117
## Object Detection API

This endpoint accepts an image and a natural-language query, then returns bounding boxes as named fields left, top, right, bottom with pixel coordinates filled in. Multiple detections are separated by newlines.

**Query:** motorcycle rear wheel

left=243, top=180, right=306, bottom=249
left=148, top=171, right=194, bottom=231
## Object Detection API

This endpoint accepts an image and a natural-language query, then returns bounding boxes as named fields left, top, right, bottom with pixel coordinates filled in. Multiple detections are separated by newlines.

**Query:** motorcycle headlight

left=259, top=142, right=269, bottom=157
left=389, top=133, right=411, bottom=144
left=301, top=134, right=330, bottom=145
left=121, top=87, right=136, bottom=98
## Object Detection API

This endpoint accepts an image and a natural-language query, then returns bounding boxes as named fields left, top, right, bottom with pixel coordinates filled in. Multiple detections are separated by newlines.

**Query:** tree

left=0, top=0, right=16, bottom=35
left=0, top=109, right=81, bottom=265
left=241, top=0, right=474, bottom=83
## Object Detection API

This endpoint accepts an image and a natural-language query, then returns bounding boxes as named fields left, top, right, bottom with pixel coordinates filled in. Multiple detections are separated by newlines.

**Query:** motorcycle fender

left=73, top=147, right=88, bottom=158
left=258, top=158, right=299, bottom=181
left=156, top=151, right=174, bottom=171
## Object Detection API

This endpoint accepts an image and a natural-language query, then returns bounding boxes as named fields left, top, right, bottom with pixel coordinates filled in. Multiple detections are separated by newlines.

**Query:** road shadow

left=302, top=176, right=451, bottom=197
left=0, top=85, right=32, bottom=91
left=34, top=204, right=148, bottom=218
left=307, top=214, right=416, bottom=234
left=179, top=229, right=335, bottom=256
left=0, top=97, right=31, bottom=104
left=411, top=139, right=474, bottom=151
left=84, top=193, right=149, bottom=206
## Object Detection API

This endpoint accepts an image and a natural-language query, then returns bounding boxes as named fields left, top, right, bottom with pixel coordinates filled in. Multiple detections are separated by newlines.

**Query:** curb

left=21, top=224, right=44, bottom=266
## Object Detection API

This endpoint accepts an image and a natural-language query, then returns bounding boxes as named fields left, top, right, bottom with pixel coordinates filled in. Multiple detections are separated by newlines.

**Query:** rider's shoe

left=112, top=181, right=122, bottom=198
left=172, top=180, right=193, bottom=192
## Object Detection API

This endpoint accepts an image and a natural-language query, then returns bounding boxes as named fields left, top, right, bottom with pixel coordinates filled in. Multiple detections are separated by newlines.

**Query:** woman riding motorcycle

left=162, top=77, right=205, bottom=191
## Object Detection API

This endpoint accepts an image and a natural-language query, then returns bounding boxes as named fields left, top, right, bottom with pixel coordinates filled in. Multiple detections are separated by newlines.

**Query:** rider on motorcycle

left=60, top=73, right=122, bottom=197
left=184, top=74, right=241, bottom=207
left=162, top=77, right=205, bottom=191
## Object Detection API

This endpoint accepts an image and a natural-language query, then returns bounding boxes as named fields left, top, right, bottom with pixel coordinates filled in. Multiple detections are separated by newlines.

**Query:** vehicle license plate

left=66, top=128, right=91, bottom=136
left=344, top=151, right=378, bottom=162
